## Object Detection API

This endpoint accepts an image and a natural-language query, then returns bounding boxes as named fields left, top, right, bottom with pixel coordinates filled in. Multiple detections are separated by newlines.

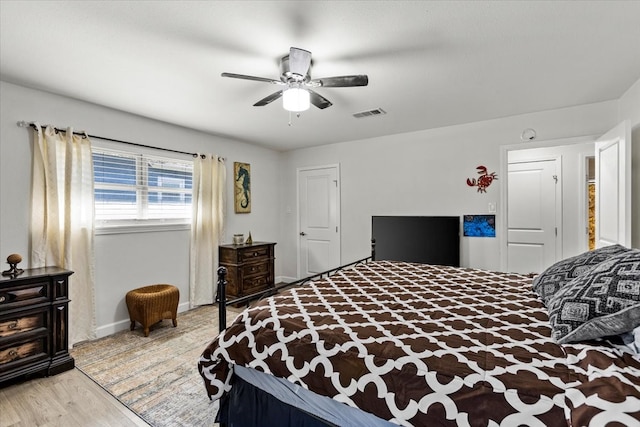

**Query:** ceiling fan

left=221, top=47, right=368, bottom=112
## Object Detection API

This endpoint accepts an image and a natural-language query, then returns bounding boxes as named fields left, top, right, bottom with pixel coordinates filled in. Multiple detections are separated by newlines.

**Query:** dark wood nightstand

left=219, top=242, right=276, bottom=302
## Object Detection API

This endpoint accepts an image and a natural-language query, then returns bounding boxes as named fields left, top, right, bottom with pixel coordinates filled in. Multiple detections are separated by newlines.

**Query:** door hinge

left=555, top=227, right=558, bottom=237
left=336, top=226, right=338, bottom=232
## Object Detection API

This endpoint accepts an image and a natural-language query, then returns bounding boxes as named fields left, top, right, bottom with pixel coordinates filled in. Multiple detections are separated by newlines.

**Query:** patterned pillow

left=532, top=244, right=630, bottom=305
left=547, top=249, right=640, bottom=344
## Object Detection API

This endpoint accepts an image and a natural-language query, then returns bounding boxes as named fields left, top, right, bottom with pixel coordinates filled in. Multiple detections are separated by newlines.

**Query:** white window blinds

left=92, top=147, right=193, bottom=227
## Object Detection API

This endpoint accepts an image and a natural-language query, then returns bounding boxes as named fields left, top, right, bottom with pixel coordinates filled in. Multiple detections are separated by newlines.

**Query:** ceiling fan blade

left=253, top=90, right=283, bottom=107
left=312, top=75, right=369, bottom=87
left=288, top=47, right=312, bottom=77
left=221, top=72, right=283, bottom=85
left=309, top=90, right=333, bottom=109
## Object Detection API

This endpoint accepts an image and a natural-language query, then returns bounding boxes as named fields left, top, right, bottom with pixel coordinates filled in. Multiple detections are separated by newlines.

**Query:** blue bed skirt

left=216, top=365, right=396, bottom=427
left=217, top=375, right=335, bottom=427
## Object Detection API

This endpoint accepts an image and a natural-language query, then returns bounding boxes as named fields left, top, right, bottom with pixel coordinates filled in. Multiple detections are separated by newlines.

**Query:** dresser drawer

left=238, top=246, right=271, bottom=262
left=0, top=281, right=49, bottom=310
left=0, top=336, right=48, bottom=368
left=0, top=309, right=48, bottom=339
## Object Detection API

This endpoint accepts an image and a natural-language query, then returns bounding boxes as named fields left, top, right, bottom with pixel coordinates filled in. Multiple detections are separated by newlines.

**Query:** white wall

left=279, top=101, right=619, bottom=279
left=0, top=81, right=281, bottom=337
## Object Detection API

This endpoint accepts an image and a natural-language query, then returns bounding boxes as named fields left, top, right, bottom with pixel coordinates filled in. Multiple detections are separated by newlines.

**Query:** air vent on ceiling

left=353, top=108, right=386, bottom=118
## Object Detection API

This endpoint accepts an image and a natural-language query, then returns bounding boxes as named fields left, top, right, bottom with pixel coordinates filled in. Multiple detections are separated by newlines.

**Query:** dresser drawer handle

left=253, top=252, right=258, bottom=257
left=9, top=350, right=18, bottom=360
left=8, top=321, right=18, bottom=330
left=0, top=295, right=5, bottom=303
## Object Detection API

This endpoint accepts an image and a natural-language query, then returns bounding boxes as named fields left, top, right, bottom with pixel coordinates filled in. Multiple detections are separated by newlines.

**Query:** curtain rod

left=17, top=121, right=224, bottom=160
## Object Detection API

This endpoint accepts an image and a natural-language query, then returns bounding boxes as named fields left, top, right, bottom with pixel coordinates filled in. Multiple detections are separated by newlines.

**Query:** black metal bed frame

left=215, top=253, right=374, bottom=332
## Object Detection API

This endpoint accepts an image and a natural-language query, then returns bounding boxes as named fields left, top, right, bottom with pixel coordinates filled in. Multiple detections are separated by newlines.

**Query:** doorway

left=500, top=121, right=631, bottom=273
left=586, top=156, right=596, bottom=251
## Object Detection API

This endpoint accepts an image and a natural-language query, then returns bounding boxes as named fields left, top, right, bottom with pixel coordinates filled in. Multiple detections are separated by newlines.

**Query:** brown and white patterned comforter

left=198, top=261, right=640, bottom=426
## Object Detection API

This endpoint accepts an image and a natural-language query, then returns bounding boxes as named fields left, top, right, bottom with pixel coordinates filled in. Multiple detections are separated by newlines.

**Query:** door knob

left=300, top=232, right=306, bottom=236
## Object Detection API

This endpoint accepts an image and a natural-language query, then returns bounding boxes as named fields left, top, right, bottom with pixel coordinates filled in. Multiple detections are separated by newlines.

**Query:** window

left=92, top=147, right=193, bottom=231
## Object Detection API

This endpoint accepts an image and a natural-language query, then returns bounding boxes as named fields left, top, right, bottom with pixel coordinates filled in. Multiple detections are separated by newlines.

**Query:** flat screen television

left=371, top=216, right=460, bottom=266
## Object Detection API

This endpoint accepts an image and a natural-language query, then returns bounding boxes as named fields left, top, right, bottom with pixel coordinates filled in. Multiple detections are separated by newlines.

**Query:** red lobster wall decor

left=466, top=165, right=498, bottom=193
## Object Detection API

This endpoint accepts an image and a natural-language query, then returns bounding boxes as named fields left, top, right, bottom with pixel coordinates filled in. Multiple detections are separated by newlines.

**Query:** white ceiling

left=1, top=1, right=639, bottom=151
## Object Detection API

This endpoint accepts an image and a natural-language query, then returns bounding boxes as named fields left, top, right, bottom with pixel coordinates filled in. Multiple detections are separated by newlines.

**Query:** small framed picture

left=463, top=214, right=496, bottom=237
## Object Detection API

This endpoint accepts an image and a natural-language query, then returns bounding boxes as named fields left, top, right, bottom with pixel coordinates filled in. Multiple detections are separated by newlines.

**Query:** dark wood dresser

left=0, top=267, right=74, bottom=386
left=219, top=242, right=276, bottom=301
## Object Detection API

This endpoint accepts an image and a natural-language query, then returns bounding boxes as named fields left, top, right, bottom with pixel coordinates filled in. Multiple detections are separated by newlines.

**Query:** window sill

left=95, top=222, right=190, bottom=235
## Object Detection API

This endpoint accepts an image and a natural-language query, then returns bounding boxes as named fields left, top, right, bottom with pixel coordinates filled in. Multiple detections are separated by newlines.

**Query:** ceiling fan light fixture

left=282, top=87, right=310, bottom=112
left=222, top=46, right=368, bottom=111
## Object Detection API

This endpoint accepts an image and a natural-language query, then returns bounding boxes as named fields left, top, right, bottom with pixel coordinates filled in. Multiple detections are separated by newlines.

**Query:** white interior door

left=595, top=121, right=631, bottom=248
left=298, top=165, right=340, bottom=277
left=507, top=158, right=561, bottom=273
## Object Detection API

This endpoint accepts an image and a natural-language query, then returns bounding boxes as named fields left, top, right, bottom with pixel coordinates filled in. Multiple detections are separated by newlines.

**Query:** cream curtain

left=30, top=124, right=96, bottom=346
left=190, top=154, right=226, bottom=306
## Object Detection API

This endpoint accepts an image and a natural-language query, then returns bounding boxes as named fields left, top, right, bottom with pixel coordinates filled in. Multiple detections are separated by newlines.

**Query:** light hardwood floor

left=0, top=369, right=149, bottom=427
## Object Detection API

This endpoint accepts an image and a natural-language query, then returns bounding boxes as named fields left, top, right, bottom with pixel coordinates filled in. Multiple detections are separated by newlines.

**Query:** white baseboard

left=95, top=318, right=130, bottom=338
left=177, top=301, right=191, bottom=312
left=95, top=301, right=191, bottom=339
left=277, top=276, right=298, bottom=284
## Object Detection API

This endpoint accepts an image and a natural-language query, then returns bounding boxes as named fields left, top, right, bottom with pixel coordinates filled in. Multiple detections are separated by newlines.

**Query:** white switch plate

left=488, top=202, right=496, bottom=213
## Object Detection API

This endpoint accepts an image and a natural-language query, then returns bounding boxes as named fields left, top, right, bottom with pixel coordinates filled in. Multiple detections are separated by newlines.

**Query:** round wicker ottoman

left=126, top=284, right=179, bottom=337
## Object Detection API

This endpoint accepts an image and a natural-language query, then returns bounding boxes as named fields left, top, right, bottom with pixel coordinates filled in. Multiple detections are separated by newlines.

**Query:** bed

left=198, top=218, right=640, bottom=426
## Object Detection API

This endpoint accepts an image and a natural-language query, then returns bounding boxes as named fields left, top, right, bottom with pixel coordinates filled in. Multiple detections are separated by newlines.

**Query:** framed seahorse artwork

left=234, top=162, right=251, bottom=213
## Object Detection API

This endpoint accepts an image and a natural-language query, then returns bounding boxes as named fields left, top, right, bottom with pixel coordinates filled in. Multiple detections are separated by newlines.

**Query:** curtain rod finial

left=17, top=121, right=29, bottom=128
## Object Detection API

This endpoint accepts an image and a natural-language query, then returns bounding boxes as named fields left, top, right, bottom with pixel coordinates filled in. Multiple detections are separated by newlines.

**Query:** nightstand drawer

left=238, top=246, right=270, bottom=262
left=243, top=275, right=271, bottom=295
left=241, top=262, right=269, bottom=278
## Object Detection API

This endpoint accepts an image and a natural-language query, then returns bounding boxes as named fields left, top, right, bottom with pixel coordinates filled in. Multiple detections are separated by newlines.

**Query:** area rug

left=71, top=305, right=243, bottom=427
